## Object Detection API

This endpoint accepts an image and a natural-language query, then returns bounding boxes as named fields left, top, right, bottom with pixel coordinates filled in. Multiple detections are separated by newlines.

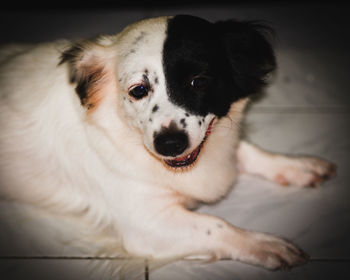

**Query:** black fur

left=152, top=104, right=159, bottom=113
left=59, top=41, right=106, bottom=108
left=59, top=43, right=92, bottom=106
left=163, top=15, right=276, bottom=117
left=180, top=118, right=187, bottom=128
left=59, top=43, right=84, bottom=84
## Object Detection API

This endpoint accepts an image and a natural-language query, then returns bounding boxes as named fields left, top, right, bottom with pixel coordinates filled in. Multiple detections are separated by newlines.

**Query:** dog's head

left=60, top=15, right=275, bottom=170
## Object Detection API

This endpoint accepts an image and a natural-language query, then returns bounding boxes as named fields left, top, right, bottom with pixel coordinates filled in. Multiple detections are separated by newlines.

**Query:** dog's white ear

left=60, top=40, right=115, bottom=111
left=214, top=20, right=276, bottom=96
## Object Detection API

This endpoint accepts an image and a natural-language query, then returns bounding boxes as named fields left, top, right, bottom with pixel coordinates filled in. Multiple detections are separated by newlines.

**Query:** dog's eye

left=190, top=77, right=210, bottom=90
left=128, top=85, right=149, bottom=99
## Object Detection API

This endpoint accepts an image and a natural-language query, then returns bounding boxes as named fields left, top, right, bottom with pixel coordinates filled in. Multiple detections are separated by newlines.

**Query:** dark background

left=1, top=1, right=349, bottom=51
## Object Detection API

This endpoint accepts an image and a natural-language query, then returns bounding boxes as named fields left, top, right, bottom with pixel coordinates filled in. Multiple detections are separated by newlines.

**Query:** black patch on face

left=133, top=31, right=147, bottom=46
left=152, top=104, right=159, bottom=113
left=163, top=15, right=276, bottom=118
left=180, top=118, right=187, bottom=128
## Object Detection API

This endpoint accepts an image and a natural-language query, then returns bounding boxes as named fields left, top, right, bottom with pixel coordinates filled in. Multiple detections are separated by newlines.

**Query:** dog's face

left=61, top=15, right=275, bottom=169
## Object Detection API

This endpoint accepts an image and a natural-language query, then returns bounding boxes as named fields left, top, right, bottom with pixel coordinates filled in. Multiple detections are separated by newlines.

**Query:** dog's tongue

left=166, top=146, right=200, bottom=167
left=173, top=150, right=196, bottom=162
left=173, top=155, right=188, bottom=162
left=205, top=120, right=213, bottom=137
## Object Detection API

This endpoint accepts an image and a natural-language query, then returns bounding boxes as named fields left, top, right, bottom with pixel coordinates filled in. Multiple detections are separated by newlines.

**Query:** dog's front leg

left=122, top=205, right=308, bottom=270
left=237, top=141, right=336, bottom=187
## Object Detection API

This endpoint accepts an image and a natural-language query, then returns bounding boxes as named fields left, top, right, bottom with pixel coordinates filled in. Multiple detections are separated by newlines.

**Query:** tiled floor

left=1, top=3, right=349, bottom=280
left=151, top=112, right=350, bottom=279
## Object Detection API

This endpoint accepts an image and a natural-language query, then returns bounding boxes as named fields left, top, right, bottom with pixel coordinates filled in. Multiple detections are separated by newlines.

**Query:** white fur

left=0, top=16, right=336, bottom=273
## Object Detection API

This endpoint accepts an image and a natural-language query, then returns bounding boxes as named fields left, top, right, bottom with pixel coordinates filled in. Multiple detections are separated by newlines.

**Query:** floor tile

left=151, top=259, right=350, bottom=280
left=0, top=258, right=147, bottom=280
left=251, top=49, right=350, bottom=108
left=152, top=112, right=350, bottom=279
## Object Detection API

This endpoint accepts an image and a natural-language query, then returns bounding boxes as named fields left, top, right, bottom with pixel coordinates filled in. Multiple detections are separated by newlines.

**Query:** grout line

left=145, top=259, right=149, bottom=280
left=309, top=258, right=350, bottom=263
left=1, top=256, right=350, bottom=262
left=248, top=106, right=350, bottom=114
left=0, top=256, right=134, bottom=260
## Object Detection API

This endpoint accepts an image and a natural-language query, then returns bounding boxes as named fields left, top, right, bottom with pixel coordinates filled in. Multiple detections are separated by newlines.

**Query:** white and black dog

left=0, top=15, right=336, bottom=271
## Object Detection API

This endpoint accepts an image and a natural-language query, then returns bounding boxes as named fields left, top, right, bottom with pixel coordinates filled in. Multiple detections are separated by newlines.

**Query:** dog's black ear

left=59, top=40, right=113, bottom=111
left=214, top=20, right=276, bottom=96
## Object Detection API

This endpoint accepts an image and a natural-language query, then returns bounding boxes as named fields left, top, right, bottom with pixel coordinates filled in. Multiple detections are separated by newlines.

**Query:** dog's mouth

left=164, top=118, right=215, bottom=169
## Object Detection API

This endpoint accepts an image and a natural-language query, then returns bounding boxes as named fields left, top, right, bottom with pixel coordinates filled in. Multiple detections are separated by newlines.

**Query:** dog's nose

left=154, top=130, right=189, bottom=157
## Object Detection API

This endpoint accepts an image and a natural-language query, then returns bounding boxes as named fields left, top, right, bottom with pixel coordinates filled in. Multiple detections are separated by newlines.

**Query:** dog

left=0, top=15, right=336, bottom=272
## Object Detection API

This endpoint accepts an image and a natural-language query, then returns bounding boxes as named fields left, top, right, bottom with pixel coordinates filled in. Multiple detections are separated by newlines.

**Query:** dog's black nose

left=154, top=130, right=189, bottom=157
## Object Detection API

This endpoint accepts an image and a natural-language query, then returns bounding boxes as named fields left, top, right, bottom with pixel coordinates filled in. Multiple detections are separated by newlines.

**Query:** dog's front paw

left=238, top=232, right=309, bottom=270
left=273, top=156, right=336, bottom=188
